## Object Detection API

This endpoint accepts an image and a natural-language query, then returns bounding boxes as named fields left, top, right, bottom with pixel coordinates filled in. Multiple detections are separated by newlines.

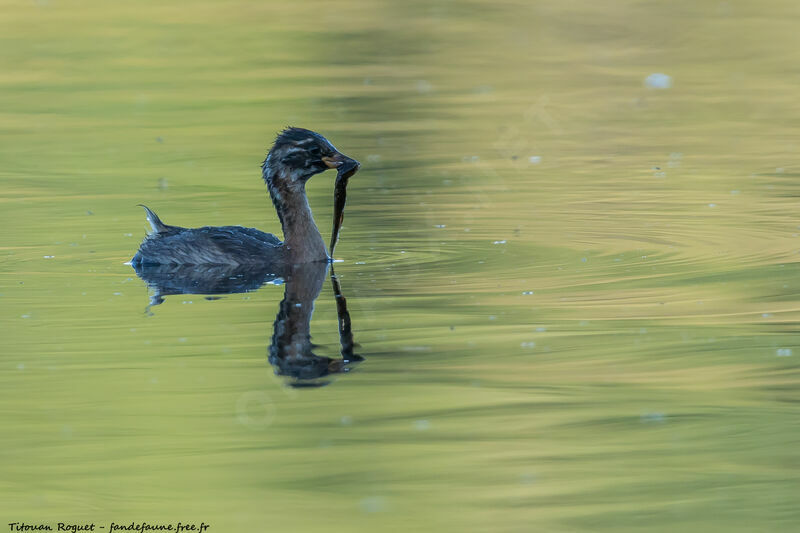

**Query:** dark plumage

left=130, top=127, right=359, bottom=266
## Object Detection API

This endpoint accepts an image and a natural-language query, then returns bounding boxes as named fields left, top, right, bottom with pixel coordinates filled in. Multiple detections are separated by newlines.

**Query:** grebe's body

left=131, top=209, right=282, bottom=266
left=130, top=128, right=358, bottom=266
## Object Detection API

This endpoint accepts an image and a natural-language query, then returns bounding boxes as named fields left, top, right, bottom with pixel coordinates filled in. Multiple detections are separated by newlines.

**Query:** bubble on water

left=359, top=496, right=387, bottom=513
left=21, top=314, right=31, bottom=319
left=402, top=346, right=431, bottom=352
left=708, top=203, right=716, bottom=208
left=521, top=342, right=536, bottom=348
left=762, top=313, right=772, bottom=318
left=535, top=327, right=547, bottom=332
left=340, top=415, right=353, bottom=426
left=178, top=337, right=188, bottom=343
left=644, top=73, right=672, bottom=89
left=493, top=240, right=507, bottom=245
left=522, top=291, right=534, bottom=295
left=641, top=412, right=666, bottom=423
left=528, top=155, right=542, bottom=164
left=414, top=419, right=430, bottom=431
left=416, top=80, right=433, bottom=93
left=124, top=233, right=133, bottom=237
left=776, top=348, right=793, bottom=357
left=366, top=154, right=381, bottom=163
left=355, top=261, right=366, bottom=265
left=43, top=255, right=54, bottom=259
left=489, top=315, right=497, bottom=321
left=434, top=224, right=446, bottom=228
left=17, top=363, right=25, bottom=370
left=235, top=391, right=276, bottom=429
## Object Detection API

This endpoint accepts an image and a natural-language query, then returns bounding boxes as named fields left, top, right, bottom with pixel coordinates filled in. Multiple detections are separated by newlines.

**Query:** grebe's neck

left=264, top=167, right=327, bottom=263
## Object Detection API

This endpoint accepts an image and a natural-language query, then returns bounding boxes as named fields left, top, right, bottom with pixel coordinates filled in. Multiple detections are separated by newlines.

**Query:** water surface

left=2, top=1, right=800, bottom=531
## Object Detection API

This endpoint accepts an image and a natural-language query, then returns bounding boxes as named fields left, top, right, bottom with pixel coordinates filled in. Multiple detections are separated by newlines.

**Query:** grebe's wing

left=135, top=225, right=280, bottom=266
left=229, top=226, right=282, bottom=246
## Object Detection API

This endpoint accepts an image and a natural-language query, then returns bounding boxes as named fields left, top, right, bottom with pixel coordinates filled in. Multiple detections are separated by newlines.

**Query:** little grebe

left=130, top=127, right=359, bottom=266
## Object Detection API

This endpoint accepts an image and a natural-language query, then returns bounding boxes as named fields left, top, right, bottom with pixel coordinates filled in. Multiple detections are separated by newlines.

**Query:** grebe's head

left=262, top=127, right=359, bottom=188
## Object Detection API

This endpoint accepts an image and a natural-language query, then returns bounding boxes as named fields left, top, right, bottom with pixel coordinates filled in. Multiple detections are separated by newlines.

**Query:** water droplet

left=776, top=348, right=793, bottom=357
left=644, top=73, right=672, bottom=89
left=359, top=496, right=387, bottom=513
left=416, top=80, right=433, bottom=93
left=641, top=412, right=666, bottom=423
left=414, top=420, right=430, bottom=431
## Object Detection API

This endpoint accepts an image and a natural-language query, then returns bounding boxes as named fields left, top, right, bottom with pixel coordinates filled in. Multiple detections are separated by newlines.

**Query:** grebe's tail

left=138, top=204, right=169, bottom=235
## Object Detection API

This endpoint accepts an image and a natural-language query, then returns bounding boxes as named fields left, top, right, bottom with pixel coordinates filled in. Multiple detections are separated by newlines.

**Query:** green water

left=3, top=0, right=800, bottom=531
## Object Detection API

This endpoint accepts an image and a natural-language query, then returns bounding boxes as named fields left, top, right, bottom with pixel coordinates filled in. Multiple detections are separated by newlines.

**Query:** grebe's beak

left=322, top=153, right=360, bottom=179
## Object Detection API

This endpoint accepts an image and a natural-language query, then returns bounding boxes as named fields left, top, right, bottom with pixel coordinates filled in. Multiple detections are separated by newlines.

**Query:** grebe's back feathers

left=132, top=206, right=282, bottom=266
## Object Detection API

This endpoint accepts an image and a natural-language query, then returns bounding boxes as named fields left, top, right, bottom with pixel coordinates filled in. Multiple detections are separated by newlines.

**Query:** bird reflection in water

left=133, top=261, right=362, bottom=387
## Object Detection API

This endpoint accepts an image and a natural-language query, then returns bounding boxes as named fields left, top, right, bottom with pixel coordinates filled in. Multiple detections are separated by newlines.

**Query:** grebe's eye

left=308, top=145, right=322, bottom=158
